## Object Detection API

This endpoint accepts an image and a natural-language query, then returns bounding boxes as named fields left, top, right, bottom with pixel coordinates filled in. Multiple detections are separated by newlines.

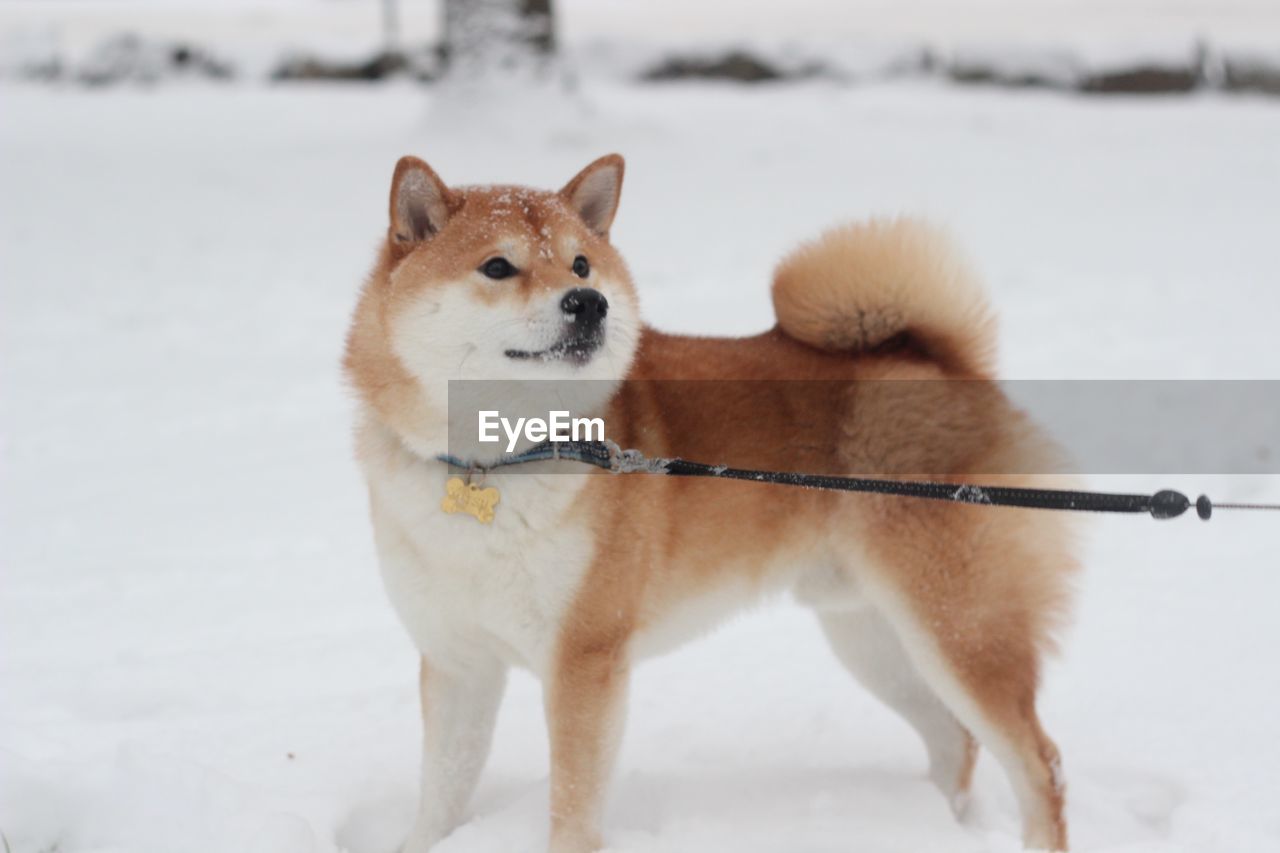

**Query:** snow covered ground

left=7, top=0, right=1280, bottom=52
left=3, top=58, right=1280, bottom=853
left=6, top=0, right=1280, bottom=84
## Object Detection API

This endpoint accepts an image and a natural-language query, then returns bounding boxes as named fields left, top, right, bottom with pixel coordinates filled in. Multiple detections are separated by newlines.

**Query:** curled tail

left=772, top=218, right=997, bottom=377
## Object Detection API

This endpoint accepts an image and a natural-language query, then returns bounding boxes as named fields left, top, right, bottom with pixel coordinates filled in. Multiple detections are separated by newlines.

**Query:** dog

left=344, top=154, right=1078, bottom=852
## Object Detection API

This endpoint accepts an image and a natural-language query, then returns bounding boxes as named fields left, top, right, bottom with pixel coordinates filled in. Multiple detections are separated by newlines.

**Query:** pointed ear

left=389, top=156, right=454, bottom=248
left=560, top=154, right=624, bottom=236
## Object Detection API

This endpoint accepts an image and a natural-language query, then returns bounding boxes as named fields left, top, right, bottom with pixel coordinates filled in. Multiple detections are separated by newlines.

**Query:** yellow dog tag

left=441, top=477, right=501, bottom=524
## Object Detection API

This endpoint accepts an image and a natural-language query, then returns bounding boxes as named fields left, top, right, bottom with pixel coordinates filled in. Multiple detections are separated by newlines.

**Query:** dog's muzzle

left=505, top=287, right=609, bottom=365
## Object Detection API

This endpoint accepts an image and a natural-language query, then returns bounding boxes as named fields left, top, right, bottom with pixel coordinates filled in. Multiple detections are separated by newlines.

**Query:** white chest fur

left=359, top=423, right=596, bottom=676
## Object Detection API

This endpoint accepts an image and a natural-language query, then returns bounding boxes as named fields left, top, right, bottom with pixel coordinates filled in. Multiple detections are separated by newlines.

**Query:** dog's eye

left=572, top=255, right=590, bottom=278
left=480, top=257, right=518, bottom=280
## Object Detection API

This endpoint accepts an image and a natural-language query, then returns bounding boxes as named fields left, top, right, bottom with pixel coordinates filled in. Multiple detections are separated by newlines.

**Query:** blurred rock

left=271, top=48, right=437, bottom=82
left=1, top=27, right=63, bottom=81
left=1223, top=51, right=1280, bottom=94
left=1081, top=64, right=1199, bottom=94
left=77, top=34, right=234, bottom=86
left=948, top=46, right=1080, bottom=89
left=642, top=50, right=826, bottom=83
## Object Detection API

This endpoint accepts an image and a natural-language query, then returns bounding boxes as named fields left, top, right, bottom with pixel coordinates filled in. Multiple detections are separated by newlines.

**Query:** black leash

left=437, top=440, right=1280, bottom=522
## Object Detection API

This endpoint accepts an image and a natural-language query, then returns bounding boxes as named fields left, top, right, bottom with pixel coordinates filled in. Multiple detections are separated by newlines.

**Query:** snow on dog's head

left=345, top=155, right=641, bottom=454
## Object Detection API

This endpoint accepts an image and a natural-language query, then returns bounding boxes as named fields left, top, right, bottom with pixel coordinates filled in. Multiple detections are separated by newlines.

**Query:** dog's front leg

left=545, top=643, right=630, bottom=853
left=402, top=654, right=507, bottom=853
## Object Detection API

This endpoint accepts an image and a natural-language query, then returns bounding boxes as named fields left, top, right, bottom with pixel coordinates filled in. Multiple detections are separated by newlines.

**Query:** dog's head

left=346, top=155, right=642, bottom=452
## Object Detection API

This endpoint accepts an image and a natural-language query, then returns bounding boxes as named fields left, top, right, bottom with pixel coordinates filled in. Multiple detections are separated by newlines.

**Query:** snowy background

left=2, top=2, right=1279, bottom=852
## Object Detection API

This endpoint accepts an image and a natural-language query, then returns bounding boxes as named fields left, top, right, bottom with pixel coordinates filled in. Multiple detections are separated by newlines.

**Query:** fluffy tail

left=772, top=218, right=997, bottom=377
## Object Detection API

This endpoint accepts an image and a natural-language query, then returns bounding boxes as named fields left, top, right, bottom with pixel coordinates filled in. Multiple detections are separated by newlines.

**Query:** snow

left=6, top=0, right=1280, bottom=51
left=3, top=43, right=1280, bottom=853
left=6, top=0, right=1280, bottom=83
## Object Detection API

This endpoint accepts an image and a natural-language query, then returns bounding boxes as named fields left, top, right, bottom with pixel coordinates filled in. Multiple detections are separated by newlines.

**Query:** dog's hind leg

left=402, top=655, right=507, bottom=853
left=854, top=509, right=1073, bottom=851
left=814, top=604, right=978, bottom=815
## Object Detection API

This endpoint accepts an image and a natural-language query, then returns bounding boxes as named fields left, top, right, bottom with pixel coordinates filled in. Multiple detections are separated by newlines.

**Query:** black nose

left=560, top=288, right=608, bottom=323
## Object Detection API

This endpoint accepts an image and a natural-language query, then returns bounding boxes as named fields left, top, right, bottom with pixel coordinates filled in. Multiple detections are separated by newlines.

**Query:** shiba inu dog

left=344, top=154, right=1077, bottom=852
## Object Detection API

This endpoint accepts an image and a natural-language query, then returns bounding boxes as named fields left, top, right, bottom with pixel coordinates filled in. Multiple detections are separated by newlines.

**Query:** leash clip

left=605, top=440, right=626, bottom=473
left=606, top=440, right=646, bottom=473
left=605, top=441, right=669, bottom=475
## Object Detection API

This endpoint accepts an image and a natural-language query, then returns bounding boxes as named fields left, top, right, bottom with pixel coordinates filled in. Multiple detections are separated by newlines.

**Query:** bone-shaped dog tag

left=441, top=477, right=501, bottom=524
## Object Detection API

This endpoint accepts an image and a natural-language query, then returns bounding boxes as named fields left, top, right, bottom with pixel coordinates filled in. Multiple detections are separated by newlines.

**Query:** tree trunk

left=381, top=0, right=401, bottom=56
left=441, top=0, right=557, bottom=81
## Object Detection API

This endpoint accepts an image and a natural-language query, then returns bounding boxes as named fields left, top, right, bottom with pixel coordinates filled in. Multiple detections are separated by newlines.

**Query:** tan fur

left=346, top=156, right=1078, bottom=853
left=773, top=218, right=998, bottom=377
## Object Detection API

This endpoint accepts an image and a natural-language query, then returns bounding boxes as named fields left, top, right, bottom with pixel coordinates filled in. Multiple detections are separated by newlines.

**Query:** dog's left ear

left=560, top=154, right=624, bottom=237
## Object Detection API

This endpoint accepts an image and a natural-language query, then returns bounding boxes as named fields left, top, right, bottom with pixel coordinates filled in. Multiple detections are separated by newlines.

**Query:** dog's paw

left=548, top=829, right=605, bottom=853
left=948, top=789, right=973, bottom=821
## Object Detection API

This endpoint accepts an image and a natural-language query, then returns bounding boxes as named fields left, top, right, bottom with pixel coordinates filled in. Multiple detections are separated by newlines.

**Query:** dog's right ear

left=389, top=156, right=454, bottom=251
